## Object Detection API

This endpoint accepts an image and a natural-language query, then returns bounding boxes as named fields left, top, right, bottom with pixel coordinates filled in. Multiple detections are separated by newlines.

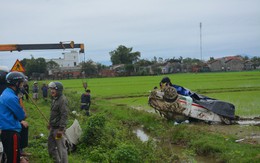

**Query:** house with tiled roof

left=208, top=56, right=244, bottom=71
left=224, top=56, right=244, bottom=71
left=208, top=59, right=223, bottom=71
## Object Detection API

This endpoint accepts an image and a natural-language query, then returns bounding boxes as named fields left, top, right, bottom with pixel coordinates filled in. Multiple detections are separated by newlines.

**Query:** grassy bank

left=24, top=71, right=260, bottom=162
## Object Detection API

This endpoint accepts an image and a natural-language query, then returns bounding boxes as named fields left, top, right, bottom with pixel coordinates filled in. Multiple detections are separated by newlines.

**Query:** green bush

left=81, top=113, right=106, bottom=146
left=26, top=138, right=53, bottom=162
left=112, top=143, right=141, bottom=163
left=88, top=147, right=109, bottom=162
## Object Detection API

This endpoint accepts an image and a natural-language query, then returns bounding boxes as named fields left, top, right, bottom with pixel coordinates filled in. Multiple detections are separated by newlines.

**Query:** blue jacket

left=172, top=84, right=192, bottom=96
left=0, top=87, right=25, bottom=132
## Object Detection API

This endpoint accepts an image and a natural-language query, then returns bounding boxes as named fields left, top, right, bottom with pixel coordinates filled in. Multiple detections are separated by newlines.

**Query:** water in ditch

left=133, top=127, right=218, bottom=163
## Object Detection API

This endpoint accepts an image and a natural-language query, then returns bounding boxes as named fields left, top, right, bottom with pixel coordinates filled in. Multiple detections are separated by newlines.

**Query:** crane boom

left=0, top=41, right=84, bottom=53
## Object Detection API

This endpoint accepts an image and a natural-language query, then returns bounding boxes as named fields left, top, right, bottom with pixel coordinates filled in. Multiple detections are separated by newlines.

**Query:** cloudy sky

left=1, top=0, right=260, bottom=69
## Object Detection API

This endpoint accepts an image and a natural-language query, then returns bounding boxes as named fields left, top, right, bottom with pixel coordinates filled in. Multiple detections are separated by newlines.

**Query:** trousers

left=1, top=130, right=21, bottom=163
left=48, top=128, right=68, bottom=163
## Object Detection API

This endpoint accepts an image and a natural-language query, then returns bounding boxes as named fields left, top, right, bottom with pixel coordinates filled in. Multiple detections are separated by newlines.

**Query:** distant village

left=40, top=50, right=259, bottom=80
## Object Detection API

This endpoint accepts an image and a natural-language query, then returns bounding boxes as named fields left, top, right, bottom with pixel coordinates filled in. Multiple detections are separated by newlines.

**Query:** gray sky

left=1, top=0, right=260, bottom=69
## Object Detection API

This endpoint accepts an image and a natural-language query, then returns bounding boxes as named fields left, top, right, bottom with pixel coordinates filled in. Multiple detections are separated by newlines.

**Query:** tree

left=209, top=57, right=215, bottom=61
left=20, top=58, right=29, bottom=68
left=46, top=60, right=59, bottom=70
left=135, top=59, right=153, bottom=67
left=81, top=60, right=98, bottom=77
left=158, top=57, right=164, bottom=63
left=251, top=56, right=260, bottom=68
left=22, top=57, right=47, bottom=76
left=124, top=64, right=134, bottom=75
left=110, top=45, right=140, bottom=65
left=182, top=57, right=203, bottom=65
left=166, top=57, right=181, bottom=63
left=96, top=63, right=108, bottom=74
left=152, top=56, right=157, bottom=63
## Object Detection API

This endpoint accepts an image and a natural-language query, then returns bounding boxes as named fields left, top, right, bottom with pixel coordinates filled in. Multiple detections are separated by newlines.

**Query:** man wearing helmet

left=47, top=81, right=69, bottom=163
left=0, top=66, right=9, bottom=94
left=0, top=71, right=27, bottom=163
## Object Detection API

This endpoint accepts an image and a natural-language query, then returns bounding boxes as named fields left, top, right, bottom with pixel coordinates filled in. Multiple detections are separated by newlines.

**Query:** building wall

left=46, top=50, right=80, bottom=67
left=225, top=60, right=244, bottom=71
left=209, top=60, right=223, bottom=71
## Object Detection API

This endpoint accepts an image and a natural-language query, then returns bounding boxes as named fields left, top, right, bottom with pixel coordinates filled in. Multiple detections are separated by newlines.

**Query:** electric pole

left=200, top=22, right=202, bottom=61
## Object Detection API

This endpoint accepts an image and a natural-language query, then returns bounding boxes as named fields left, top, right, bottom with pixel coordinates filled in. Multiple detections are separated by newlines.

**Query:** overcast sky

left=1, top=0, right=260, bottom=69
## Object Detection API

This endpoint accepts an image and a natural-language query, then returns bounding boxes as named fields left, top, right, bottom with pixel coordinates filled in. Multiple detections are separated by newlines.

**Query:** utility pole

left=84, top=52, right=86, bottom=63
left=200, top=22, right=202, bottom=61
left=84, top=51, right=86, bottom=63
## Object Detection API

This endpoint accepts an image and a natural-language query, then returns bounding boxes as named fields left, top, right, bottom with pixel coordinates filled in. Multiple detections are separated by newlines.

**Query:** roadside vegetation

left=24, top=71, right=260, bottom=162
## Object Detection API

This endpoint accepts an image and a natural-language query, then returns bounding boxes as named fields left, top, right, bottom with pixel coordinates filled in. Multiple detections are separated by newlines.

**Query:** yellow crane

left=0, top=41, right=84, bottom=53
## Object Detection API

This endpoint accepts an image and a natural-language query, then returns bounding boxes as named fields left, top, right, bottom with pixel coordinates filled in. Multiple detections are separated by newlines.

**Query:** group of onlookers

left=0, top=68, right=73, bottom=163
left=21, top=81, right=49, bottom=102
left=0, top=64, right=92, bottom=163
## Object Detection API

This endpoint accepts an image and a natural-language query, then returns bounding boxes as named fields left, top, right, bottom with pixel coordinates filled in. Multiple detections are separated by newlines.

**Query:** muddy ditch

left=132, top=126, right=218, bottom=163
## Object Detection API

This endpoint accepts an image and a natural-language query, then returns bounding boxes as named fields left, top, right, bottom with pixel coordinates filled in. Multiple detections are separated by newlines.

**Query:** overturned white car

left=148, top=86, right=236, bottom=124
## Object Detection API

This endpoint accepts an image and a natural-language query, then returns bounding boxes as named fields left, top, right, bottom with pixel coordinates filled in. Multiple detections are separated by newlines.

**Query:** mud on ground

left=197, top=123, right=260, bottom=145
left=137, top=105, right=260, bottom=145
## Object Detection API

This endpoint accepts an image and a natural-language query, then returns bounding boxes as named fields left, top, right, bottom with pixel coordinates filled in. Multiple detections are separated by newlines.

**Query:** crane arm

left=0, top=41, right=84, bottom=53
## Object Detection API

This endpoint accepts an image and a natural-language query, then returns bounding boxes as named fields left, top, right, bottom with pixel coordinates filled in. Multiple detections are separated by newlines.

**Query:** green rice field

left=62, top=71, right=260, bottom=116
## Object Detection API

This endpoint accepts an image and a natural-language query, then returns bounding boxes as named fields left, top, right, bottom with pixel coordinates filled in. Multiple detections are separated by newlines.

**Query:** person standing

left=18, top=91, right=30, bottom=159
left=23, top=79, right=29, bottom=101
left=0, top=66, right=9, bottom=94
left=47, top=81, right=68, bottom=163
left=41, top=83, right=48, bottom=101
left=80, top=89, right=91, bottom=116
left=32, top=81, right=39, bottom=101
left=0, top=67, right=8, bottom=162
left=0, top=71, right=27, bottom=163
